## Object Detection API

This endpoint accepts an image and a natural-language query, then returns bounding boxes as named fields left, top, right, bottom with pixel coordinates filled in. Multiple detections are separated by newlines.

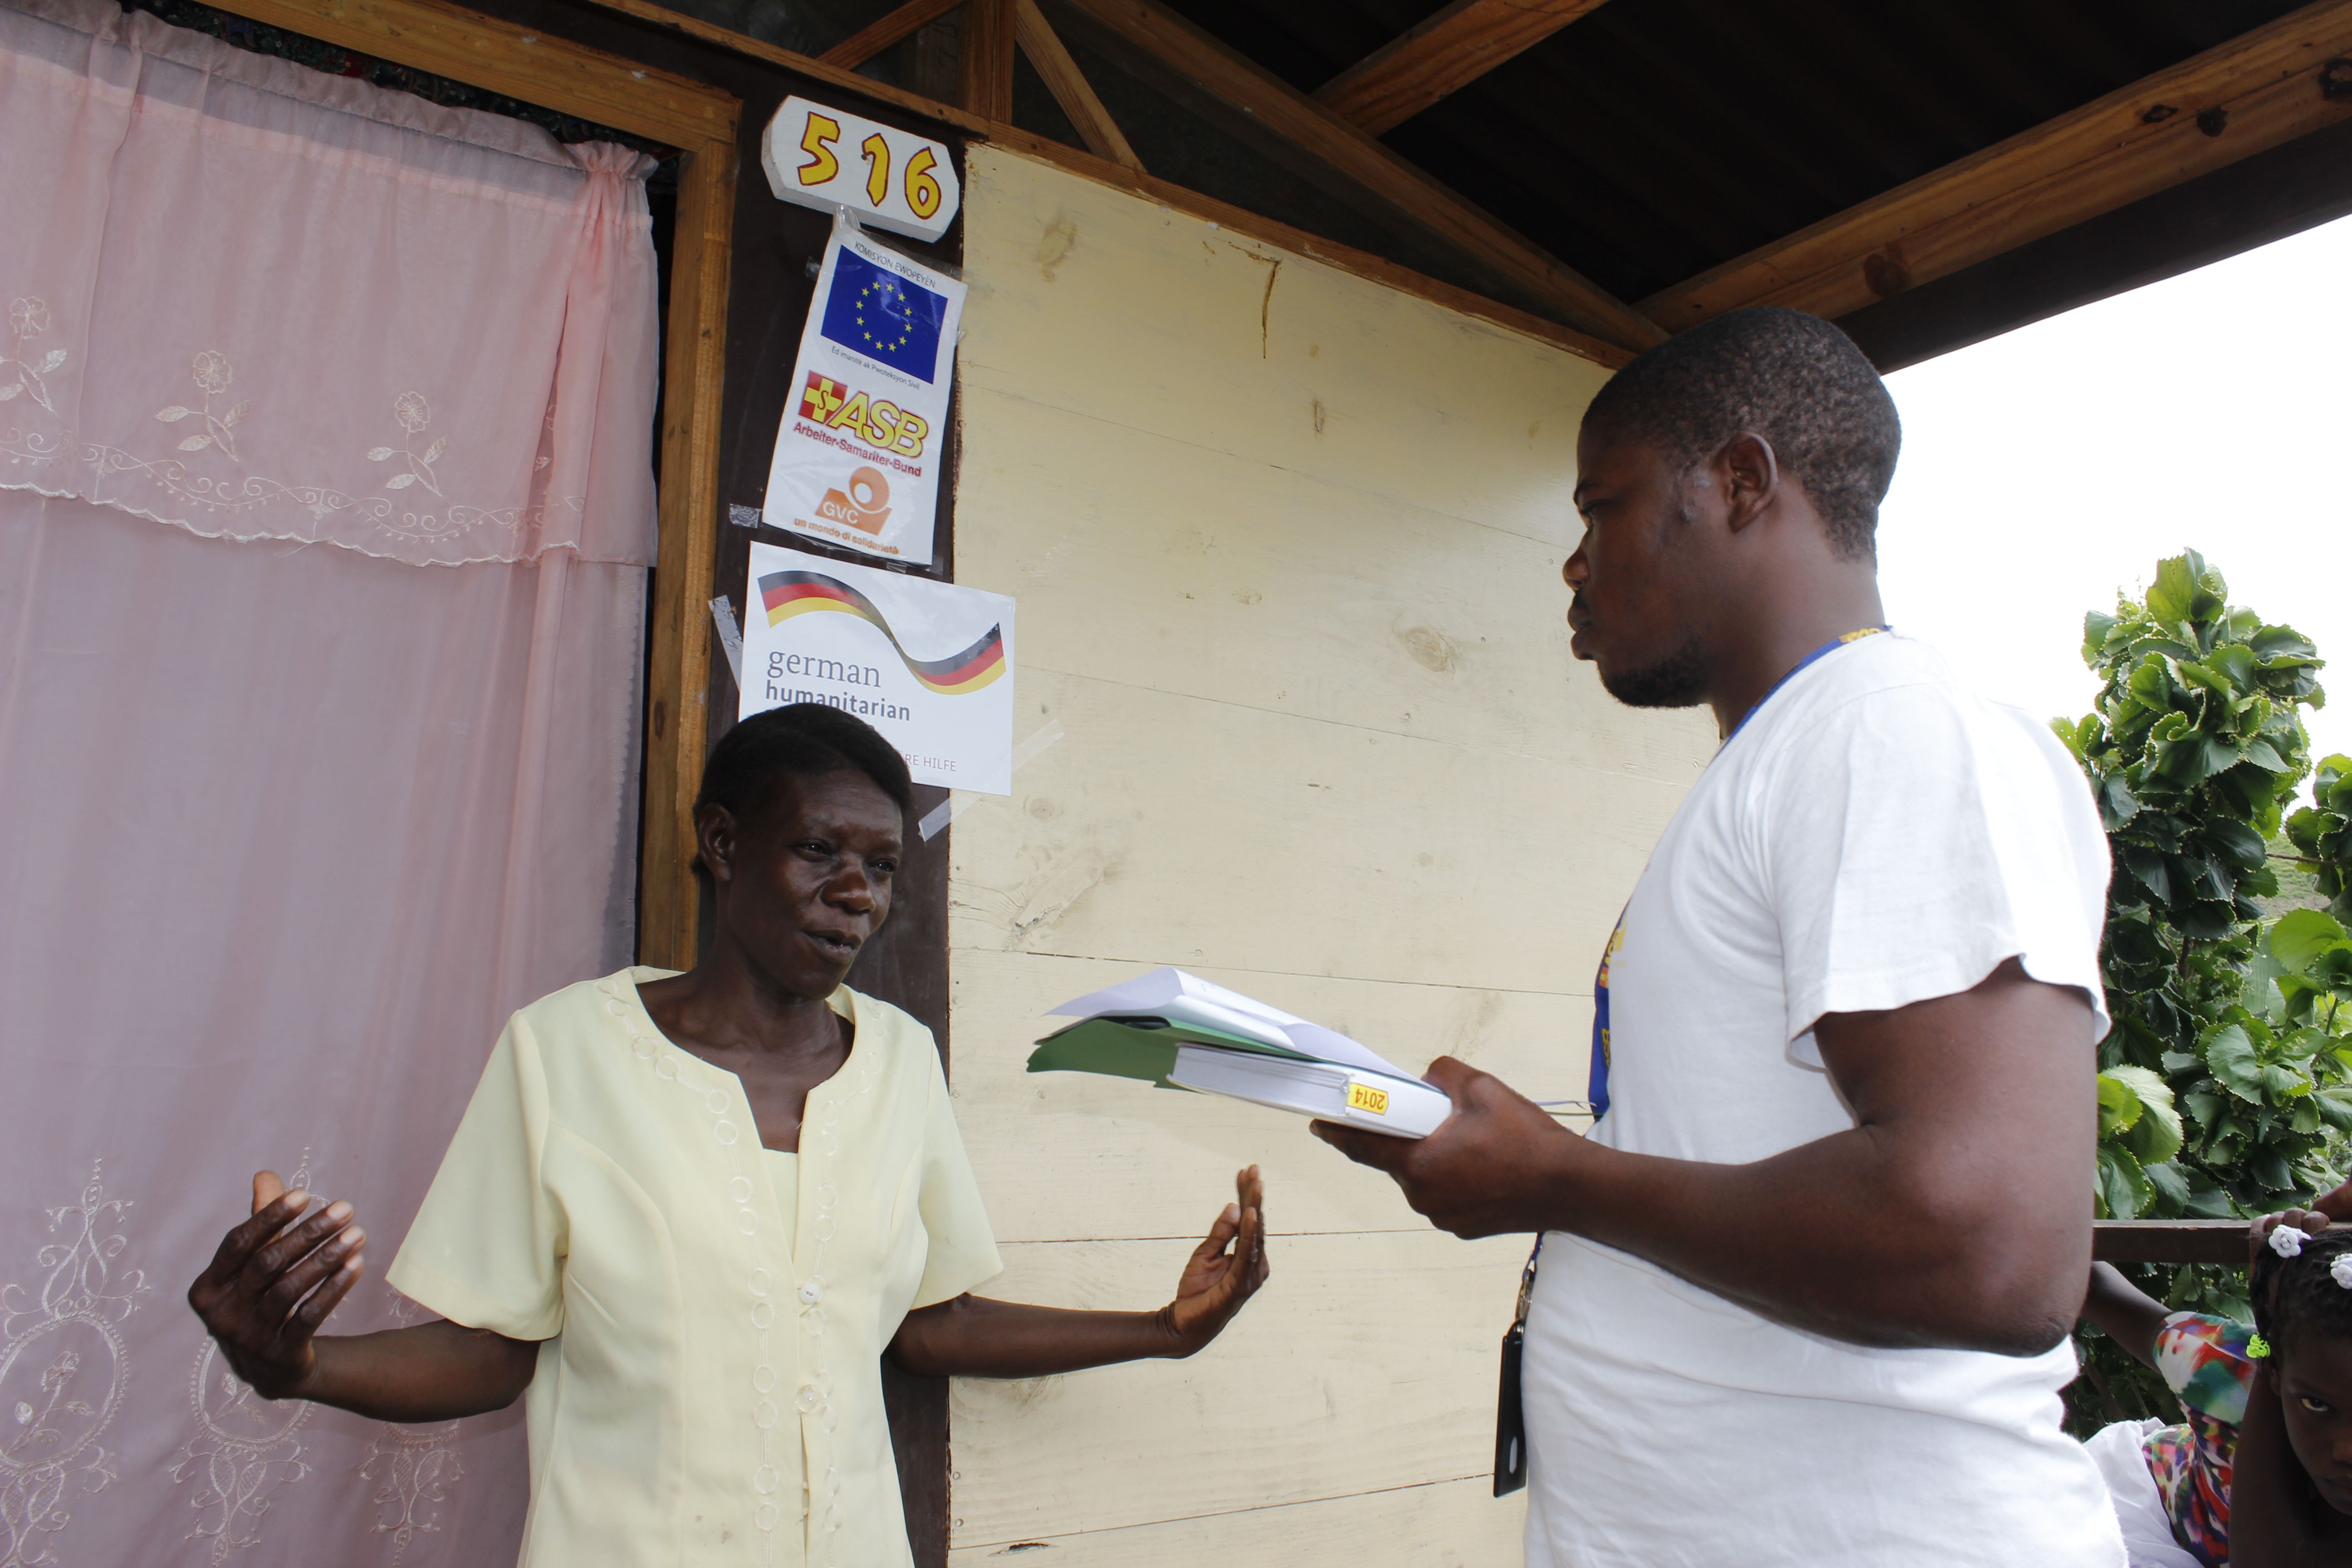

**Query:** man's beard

left=1599, top=634, right=1707, bottom=708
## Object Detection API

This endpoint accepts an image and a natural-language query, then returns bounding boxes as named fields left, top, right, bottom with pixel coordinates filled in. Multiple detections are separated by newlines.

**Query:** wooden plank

left=947, top=1475, right=1523, bottom=1566
left=2094, top=1220, right=2255, bottom=1265
left=1641, top=0, right=2352, bottom=330
left=1049, top=0, right=1665, bottom=351
left=945, top=667, right=1678, bottom=991
left=1015, top=0, right=1144, bottom=170
left=215, top=0, right=738, bottom=145
left=961, top=0, right=1018, bottom=120
left=1315, top=0, right=1611, bottom=136
left=949, top=1230, right=1526, bottom=1546
left=975, top=138, right=1627, bottom=366
left=949, top=1475, right=1522, bottom=1567
left=819, top=0, right=964, bottom=69
left=637, top=139, right=736, bottom=969
left=953, top=389, right=1715, bottom=780
left=957, top=148, right=1646, bottom=544
left=568, top=0, right=1626, bottom=368
left=951, top=948, right=1592, bottom=1243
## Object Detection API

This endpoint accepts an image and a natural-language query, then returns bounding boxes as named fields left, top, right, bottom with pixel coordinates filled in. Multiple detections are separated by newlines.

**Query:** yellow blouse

left=386, top=967, right=1002, bottom=1568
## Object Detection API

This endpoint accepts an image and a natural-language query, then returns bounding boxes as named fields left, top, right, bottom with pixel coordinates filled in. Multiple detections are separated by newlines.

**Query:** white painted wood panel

left=949, top=1231, right=1525, bottom=1545
left=951, top=946, right=1591, bottom=1244
left=955, top=384, right=1717, bottom=781
left=960, top=147, right=1616, bottom=549
left=945, top=1476, right=1523, bottom=1566
left=948, top=145, right=1703, bottom=1565
left=948, top=666, right=1679, bottom=992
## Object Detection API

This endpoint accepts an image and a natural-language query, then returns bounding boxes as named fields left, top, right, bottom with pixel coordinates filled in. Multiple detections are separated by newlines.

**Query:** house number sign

left=760, top=95, right=963, bottom=243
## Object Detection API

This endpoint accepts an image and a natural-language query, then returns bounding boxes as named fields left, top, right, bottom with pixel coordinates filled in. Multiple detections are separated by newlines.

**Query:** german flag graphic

left=758, top=570, right=1006, bottom=695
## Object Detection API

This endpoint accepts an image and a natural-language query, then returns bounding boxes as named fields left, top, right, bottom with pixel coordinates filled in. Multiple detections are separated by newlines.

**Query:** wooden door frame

left=209, top=0, right=738, bottom=970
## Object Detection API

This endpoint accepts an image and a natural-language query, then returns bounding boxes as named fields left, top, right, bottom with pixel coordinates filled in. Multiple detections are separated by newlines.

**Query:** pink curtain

left=0, top=1, right=660, bottom=1563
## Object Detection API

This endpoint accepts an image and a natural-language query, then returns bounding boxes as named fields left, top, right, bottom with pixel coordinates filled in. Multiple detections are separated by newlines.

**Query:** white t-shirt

left=1522, top=632, right=2125, bottom=1568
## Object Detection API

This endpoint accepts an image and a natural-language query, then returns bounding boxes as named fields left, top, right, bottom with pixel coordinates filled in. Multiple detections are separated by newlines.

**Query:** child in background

left=2078, top=1179, right=2352, bottom=1567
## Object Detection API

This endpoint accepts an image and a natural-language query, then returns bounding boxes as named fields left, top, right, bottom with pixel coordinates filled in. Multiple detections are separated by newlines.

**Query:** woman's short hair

left=694, top=704, right=914, bottom=849
left=2251, top=1225, right=2352, bottom=1364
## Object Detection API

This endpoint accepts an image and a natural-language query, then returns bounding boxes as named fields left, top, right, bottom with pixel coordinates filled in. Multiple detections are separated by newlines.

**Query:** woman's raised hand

left=186, top=1171, right=368, bottom=1400
left=1162, top=1165, right=1270, bottom=1352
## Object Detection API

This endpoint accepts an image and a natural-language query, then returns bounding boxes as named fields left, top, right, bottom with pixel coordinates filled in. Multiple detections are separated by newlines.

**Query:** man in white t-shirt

left=1316, top=307, right=2124, bottom=1565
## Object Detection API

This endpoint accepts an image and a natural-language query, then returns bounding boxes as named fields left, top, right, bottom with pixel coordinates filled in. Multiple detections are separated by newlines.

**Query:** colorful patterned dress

left=2141, top=1311, right=2258, bottom=1567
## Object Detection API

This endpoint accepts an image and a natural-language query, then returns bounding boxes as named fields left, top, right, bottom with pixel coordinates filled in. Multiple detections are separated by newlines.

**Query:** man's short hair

left=1581, top=307, right=1901, bottom=559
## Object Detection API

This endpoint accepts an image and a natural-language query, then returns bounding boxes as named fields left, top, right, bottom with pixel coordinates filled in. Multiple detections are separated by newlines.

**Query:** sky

left=1875, top=211, right=2352, bottom=791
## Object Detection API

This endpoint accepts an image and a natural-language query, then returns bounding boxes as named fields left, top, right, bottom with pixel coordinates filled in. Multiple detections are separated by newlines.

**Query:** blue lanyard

left=1583, top=627, right=1887, bottom=1120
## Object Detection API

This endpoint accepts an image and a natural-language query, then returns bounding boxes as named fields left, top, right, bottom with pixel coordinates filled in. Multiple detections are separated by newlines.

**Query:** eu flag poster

left=819, top=247, right=949, bottom=383
left=761, top=215, right=967, bottom=566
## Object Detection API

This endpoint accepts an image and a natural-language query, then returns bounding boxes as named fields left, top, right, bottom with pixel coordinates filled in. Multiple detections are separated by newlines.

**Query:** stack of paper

left=1027, top=968, right=1451, bottom=1139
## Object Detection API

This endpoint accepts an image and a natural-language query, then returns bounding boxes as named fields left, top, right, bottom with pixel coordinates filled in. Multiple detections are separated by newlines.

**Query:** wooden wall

left=942, top=146, right=1715, bottom=1563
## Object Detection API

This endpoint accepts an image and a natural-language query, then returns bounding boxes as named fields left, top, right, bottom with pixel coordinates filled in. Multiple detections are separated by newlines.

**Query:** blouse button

left=795, top=1383, right=822, bottom=1414
left=798, top=1283, right=822, bottom=1305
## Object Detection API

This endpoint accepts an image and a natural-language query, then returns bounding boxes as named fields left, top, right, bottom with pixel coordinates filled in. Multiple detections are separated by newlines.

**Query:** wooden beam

left=211, top=0, right=737, bottom=145
left=568, top=0, right=1627, bottom=365
left=820, top=0, right=964, bottom=70
left=581, top=0, right=994, bottom=135
left=1642, top=0, right=2352, bottom=331
left=1049, top=0, right=1663, bottom=350
left=2094, top=1220, right=2254, bottom=1265
left=637, top=137, right=736, bottom=970
left=1316, top=0, right=1610, bottom=136
left=961, top=0, right=1017, bottom=121
left=1014, top=0, right=1142, bottom=169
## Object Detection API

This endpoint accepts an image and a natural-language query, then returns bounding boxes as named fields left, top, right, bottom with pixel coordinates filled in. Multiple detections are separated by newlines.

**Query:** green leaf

left=2107, top=1066, right=2185, bottom=1163
left=2097, top=1071, right=2144, bottom=1140
left=2205, top=643, right=2258, bottom=691
left=2096, top=1144, right=2154, bottom=1220
left=2206, top=1024, right=2265, bottom=1102
left=2083, top=611, right=2120, bottom=667
left=2144, top=1159, right=2192, bottom=1212
left=2251, top=624, right=2319, bottom=662
left=2146, top=554, right=2200, bottom=629
left=2270, top=909, right=2352, bottom=973
left=2201, top=819, right=2268, bottom=873
left=2316, top=1087, right=2352, bottom=1133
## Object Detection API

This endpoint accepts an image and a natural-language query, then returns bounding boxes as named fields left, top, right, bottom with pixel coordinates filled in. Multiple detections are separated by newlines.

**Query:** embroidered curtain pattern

left=0, top=1, right=662, bottom=1562
left=0, top=0, right=658, bottom=568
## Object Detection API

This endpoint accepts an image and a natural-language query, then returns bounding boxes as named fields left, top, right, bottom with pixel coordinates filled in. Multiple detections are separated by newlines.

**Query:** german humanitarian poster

left=739, top=542, right=1014, bottom=794
left=760, top=215, right=964, bottom=566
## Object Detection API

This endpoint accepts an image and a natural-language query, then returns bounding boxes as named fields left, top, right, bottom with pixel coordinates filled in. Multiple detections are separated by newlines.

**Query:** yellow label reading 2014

left=1347, top=1082, right=1390, bottom=1117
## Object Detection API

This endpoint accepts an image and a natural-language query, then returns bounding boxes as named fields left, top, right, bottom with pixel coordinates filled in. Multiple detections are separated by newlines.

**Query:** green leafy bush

left=2054, top=552, right=2352, bottom=1431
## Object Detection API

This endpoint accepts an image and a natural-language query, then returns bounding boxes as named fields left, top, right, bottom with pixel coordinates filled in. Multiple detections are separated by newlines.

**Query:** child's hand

left=1163, top=1166, right=1269, bottom=1353
left=2249, top=1206, right=2332, bottom=1268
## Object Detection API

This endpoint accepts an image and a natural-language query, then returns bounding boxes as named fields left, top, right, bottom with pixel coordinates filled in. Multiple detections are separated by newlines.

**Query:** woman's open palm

left=1166, top=1165, right=1269, bottom=1349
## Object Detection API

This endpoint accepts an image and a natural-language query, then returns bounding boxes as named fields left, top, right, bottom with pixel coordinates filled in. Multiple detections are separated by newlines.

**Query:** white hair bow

left=2269, top=1223, right=2308, bottom=1259
left=2332, top=1254, right=2352, bottom=1290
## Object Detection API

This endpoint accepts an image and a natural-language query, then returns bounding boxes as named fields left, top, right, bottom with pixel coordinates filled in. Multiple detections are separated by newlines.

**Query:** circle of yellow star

left=854, top=280, right=915, bottom=356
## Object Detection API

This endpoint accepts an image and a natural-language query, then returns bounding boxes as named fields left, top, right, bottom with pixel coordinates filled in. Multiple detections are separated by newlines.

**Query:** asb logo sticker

left=799, top=372, right=931, bottom=459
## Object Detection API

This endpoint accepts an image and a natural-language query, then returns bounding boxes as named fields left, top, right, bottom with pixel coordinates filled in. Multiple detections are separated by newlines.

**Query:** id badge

left=1493, top=1238, right=1541, bottom=1497
left=1493, top=1318, right=1528, bottom=1495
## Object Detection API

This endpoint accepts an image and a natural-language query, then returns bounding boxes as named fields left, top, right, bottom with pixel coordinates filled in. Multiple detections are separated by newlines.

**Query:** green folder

left=1027, top=1014, right=1313, bottom=1089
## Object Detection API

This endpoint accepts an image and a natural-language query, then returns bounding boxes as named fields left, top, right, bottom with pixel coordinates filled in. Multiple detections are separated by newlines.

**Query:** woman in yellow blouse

left=186, top=703, right=1268, bottom=1568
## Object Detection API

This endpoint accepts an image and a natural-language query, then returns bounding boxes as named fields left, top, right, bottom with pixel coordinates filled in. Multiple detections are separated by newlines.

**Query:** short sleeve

left=908, top=1051, right=1002, bottom=1309
left=384, top=1016, right=568, bottom=1339
left=1758, top=685, right=2112, bottom=1045
left=2153, top=1311, right=2255, bottom=1426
